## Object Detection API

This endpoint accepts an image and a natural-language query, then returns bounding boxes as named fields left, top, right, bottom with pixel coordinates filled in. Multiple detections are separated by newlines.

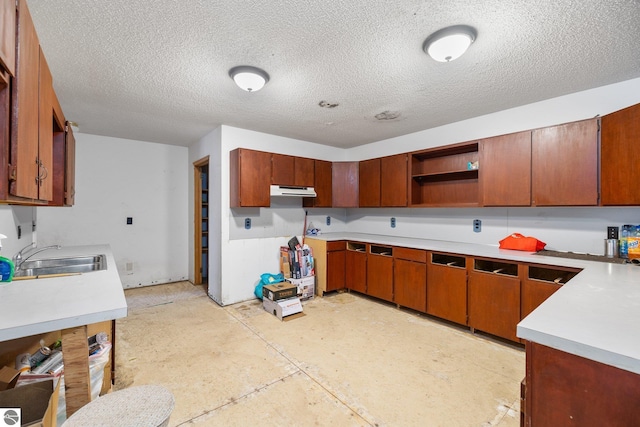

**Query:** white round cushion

left=64, top=384, right=175, bottom=427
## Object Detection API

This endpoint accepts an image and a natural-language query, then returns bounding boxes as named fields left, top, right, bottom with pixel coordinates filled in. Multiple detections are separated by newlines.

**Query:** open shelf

left=410, top=141, right=479, bottom=206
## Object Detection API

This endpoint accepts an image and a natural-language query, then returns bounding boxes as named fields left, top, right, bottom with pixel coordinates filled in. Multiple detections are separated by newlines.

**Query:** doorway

left=194, top=157, right=209, bottom=291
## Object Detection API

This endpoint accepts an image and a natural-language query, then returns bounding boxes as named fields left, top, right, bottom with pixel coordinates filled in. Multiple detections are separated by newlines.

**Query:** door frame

left=193, top=156, right=209, bottom=287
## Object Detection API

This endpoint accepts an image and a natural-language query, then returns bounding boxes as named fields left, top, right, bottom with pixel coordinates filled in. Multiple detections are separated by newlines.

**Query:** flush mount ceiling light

left=423, top=25, right=477, bottom=62
left=229, top=66, right=269, bottom=92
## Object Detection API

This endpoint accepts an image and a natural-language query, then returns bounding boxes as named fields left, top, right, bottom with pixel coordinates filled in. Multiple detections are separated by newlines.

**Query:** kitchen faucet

left=13, top=243, right=62, bottom=271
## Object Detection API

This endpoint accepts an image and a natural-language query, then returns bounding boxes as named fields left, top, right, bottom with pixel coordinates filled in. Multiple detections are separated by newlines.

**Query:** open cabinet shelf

left=410, top=142, right=479, bottom=206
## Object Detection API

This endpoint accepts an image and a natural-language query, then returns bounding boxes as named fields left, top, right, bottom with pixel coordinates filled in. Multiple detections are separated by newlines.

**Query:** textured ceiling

left=27, top=0, right=640, bottom=148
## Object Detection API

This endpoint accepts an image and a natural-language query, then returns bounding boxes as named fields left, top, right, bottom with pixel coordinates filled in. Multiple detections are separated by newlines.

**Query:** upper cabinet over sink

left=0, top=0, right=75, bottom=206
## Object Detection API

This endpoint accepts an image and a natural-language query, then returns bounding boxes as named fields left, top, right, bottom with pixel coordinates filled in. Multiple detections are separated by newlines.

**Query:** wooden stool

left=63, top=384, right=175, bottom=427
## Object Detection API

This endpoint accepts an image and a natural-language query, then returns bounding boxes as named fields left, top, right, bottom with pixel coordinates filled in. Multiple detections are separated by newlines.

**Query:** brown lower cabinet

left=326, top=241, right=346, bottom=292
left=346, top=242, right=367, bottom=293
left=468, top=258, right=521, bottom=341
left=366, top=244, right=393, bottom=301
left=524, top=342, right=640, bottom=427
left=521, top=265, right=579, bottom=320
left=393, top=247, right=426, bottom=312
left=426, top=253, right=468, bottom=325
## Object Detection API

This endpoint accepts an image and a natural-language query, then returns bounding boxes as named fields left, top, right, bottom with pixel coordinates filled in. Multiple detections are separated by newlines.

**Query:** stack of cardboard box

left=262, top=282, right=304, bottom=321
left=279, top=243, right=315, bottom=301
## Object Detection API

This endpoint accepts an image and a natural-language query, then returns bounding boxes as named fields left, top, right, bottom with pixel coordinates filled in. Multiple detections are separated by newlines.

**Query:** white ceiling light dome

left=423, top=25, right=477, bottom=62
left=229, top=66, right=270, bottom=92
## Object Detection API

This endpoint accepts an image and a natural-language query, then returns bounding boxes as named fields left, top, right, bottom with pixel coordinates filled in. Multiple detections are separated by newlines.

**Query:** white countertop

left=0, top=244, right=128, bottom=342
left=307, top=233, right=640, bottom=375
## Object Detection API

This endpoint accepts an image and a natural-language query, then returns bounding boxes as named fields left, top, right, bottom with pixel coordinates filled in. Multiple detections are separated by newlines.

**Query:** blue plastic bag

left=254, top=273, right=285, bottom=300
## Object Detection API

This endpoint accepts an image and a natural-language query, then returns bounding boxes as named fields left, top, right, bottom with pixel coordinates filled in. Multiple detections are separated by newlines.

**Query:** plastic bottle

left=620, top=225, right=632, bottom=258
left=0, top=234, right=14, bottom=282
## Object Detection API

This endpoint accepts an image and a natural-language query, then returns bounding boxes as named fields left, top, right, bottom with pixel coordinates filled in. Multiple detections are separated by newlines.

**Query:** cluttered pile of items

left=257, top=236, right=315, bottom=321
left=0, top=332, right=111, bottom=426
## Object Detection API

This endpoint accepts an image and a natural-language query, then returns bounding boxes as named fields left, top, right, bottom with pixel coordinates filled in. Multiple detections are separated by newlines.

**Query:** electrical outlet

left=326, top=216, right=331, bottom=226
left=473, top=219, right=481, bottom=233
left=390, top=217, right=396, bottom=228
left=126, top=217, right=133, bottom=225
left=244, top=218, right=251, bottom=230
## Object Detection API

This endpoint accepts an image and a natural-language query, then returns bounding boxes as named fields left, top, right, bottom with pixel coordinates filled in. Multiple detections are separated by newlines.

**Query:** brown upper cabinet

left=271, top=154, right=314, bottom=187
left=51, top=118, right=75, bottom=207
left=601, top=103, right=640, bottom=205
left=271, top=153, right=294, bottom=185
left=2, top=0, right=74, bottom=206
left=332, top=161, right=359, bottom=207
left=358, top=158, right=380, bottom=207
left=381, top=153, right=408, bottom=207
left=479, top=131, right=532, bottom=206
left=0, top=0, right=15, bottom=77
left=410, top=142, right=479, bottom=207
left=294, top=157, right=314, bottom=187
left=10, top=0, right=55, bottom=203
left=230, top=148, right=271, bottom=207
left=359, top=154, right=408, bottom=207
left=531, top=118, right=599, bottom=206
left=303, top=159, right=331, bottom=208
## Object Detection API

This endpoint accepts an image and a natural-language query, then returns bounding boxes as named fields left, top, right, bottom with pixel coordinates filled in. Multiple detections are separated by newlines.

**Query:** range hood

left=270, top=185, right=317, bottom=197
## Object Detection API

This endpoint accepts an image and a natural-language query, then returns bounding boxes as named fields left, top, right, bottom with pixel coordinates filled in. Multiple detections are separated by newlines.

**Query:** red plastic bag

left=499, top=233, right=546, bottom=252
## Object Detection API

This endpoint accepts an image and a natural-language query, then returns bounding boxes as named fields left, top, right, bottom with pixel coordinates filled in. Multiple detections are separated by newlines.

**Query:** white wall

left=345, top=207, right=640, bottom=255
left=37, top=133, right=189, bottom=288
left=188, top=127, right=223, bottom=303
left=0, top=206, right=37, bottom=258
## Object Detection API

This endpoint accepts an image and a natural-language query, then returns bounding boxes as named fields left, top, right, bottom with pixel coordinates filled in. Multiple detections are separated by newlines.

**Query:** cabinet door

left=332, top=162, right=358, bottom=207
left=601, top=103, right=640, bottom=205
left=427, top=255, right=467, bottom=325
left=532, top=119, right=598, bottom=206
left=345, top=245, right=366, bottom=293
left=64, top=122, right=76, bottom=206
left=37, top=49, right=53, bottom=201
left=394, top=258, right=426, bottom=312
left=367, top=248, right=393, bottom=302
left=326, top=250, right=346, bottom=291
left=11, top=0, right=40, bottom=200
left=0, top=0, right=15, bottom=76
left=358, top=158, right=380, bottom=207
left=480, top=131, right=531, bottom=206
left=229, top=148, right=271, bottom=207
left=381, top=153, right=408, bottom=207
left=304, top=159, right=331, bottom=208
left=468, top=262, right=521, bottom=342
left=271, top=153, right=294, bottom=185
left=294, top=157, right=314, bottom=187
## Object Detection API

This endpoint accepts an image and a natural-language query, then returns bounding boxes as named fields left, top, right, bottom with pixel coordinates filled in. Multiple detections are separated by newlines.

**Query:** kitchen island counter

left=307, top=233, right=640, bottom=376
left=0, top=244, right=127, bottom=341
left=0, top=243, right=127, bottom=417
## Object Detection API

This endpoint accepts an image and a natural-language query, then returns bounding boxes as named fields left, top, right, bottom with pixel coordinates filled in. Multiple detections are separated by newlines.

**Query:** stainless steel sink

left=14, top=254, right=107, bottom=277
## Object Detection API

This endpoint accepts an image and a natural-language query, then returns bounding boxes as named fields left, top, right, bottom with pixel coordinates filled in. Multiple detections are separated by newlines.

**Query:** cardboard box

left=279, top=246, right=292, bottom=278
left=263, top=297, right=304, bottom=321
left=263, top=282, right=298, bottom=301
left=287, top=276, right=315, bottom=300
left=0, top=378, right=60, bottom=427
